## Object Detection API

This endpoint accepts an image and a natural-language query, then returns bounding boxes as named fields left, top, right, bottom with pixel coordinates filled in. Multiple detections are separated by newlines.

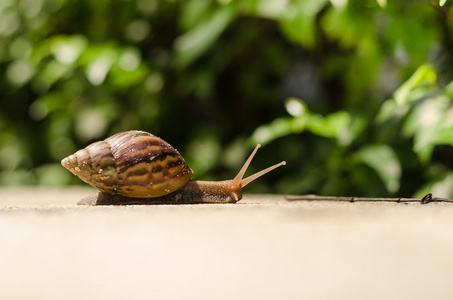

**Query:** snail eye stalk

left=232, top=144, right=286, bottom=188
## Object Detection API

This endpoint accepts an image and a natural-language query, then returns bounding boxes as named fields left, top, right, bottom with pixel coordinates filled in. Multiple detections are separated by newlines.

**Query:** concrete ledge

left=1, top=188, right=453, bottom=299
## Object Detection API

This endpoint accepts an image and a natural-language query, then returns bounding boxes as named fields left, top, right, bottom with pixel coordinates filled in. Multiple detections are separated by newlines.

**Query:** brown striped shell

left=61, top=131, right=194, bottom=197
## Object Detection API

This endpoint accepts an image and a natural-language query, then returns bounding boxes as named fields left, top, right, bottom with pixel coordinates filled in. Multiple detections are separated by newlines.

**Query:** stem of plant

left=285, top=193, right=453, bottom=204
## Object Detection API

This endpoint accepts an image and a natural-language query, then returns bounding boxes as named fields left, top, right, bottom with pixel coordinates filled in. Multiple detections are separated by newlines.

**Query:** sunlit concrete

left=1, top=187, right=453, bottom=300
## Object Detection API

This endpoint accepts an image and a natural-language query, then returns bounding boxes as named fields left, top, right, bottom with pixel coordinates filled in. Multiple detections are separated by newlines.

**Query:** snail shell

left=61, top=131, right=194, bottom=197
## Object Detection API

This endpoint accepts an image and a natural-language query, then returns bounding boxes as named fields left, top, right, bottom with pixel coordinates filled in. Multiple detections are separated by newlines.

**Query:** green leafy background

left=1, top=0, right=453, bottom=198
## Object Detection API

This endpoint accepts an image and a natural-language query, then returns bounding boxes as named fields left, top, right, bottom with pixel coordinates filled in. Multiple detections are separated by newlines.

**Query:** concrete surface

left=1, top=187, right=453, bottom=300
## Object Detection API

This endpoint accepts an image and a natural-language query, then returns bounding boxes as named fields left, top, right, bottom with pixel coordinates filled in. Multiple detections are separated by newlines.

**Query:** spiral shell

left=61, top=131, right=194, bottom=197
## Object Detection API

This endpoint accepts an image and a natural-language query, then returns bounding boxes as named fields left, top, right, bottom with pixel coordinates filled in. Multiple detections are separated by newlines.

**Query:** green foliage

left=1, top=0, right=453, bottom=198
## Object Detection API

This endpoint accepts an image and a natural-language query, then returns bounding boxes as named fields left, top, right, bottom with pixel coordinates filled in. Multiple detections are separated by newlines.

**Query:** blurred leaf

left=307, top=111, right=351, bottom=140
left=174, top=6, right=236, bottom=68
left=376, top=0, right=388, bottom=8
left=180, top=0, right=212, bottom=30
left=34, top=92, right=66, bottom=114
left=353, top=144, right=401, bottom=193
left=0, top=134, right=27, bottom=170
left=186, top=129, right=221, bottom=177
left=253, top=0, right=290, bottom=20
left=251, top=98, right=311, bottom=145
left=323, top=3, right=373, bottom=49
left=279, top=1, right=328, bottom=47
left=387, top=17, right=437, bottom=65
left=5, top=59, right=34, bottom=86
left=444, top=80, right=453, bottom=98
left=124, top=19, right=151, bottom=42
left=253, top=100, right=363, bottom=147
left=0, top=169, right=35, bottom=186
left=376, top=98, right=409, bottom=123
left=414, top=172, right=453, bottom=199
left=402, top=95, right=453, bottom=163
left=75, top=108, right=110, bottom=142
left=37, top=60, right=72, bottom=90
left=85, top=47, right=118, bottom=85
left=110, top=63, right=148, bottom=89
left=342, top=115, right=367, bottom=146
left=393, top=64, right=437, bottom=106
left=9, top=37, right=32, bottom=59
left=35, top=163, right=73, bottom=186
left=251, top=116, right=307, bottom=146
left=222, top=137, right=249, bottom=169
left=51, top=35, right=88, bottom=65
left=285, top=98, right=307, bottom=117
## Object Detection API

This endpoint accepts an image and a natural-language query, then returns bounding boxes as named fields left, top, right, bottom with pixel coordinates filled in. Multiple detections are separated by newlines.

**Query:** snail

left=61, top=130, right=286, bottom=205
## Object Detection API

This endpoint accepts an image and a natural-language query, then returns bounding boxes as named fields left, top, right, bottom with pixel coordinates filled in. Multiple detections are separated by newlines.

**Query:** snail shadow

left=77, top=188, right=239, bottom=206
left=77, top=192, right=186, bottom=206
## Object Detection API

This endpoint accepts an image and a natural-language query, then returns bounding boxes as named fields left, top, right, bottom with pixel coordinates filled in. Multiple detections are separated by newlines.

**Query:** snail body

left=61, top=131, right=285, bottom=205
